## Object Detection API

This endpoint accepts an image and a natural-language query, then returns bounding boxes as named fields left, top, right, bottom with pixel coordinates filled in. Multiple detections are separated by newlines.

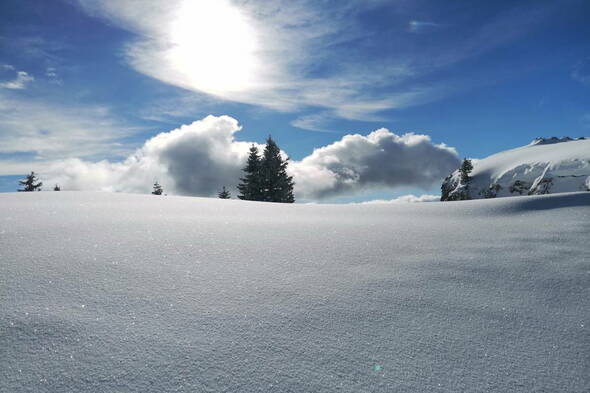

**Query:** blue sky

left=0, top=0, right=589, bottom=200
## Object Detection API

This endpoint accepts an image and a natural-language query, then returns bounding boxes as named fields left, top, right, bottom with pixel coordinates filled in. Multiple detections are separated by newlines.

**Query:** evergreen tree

left=237, top=144, right=262, bottom=200
left=53, top=184, right=61, bottom=191
left=18, top=171, right=42, bottom=192
left=152, top=181, right=163, bottom=195
left=259, top=136, right=295, bottom=203
left=460, top=158, right=473, bottom=184
left=218, top=186, right=231, bottom=199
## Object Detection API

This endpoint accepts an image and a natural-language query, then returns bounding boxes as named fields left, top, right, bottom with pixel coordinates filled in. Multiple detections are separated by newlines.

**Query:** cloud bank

left=42, top=115, right=459, bottom=201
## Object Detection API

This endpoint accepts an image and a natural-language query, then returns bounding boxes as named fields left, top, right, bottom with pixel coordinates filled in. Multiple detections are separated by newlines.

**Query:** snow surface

left=1, top=191, right=589, bottom=392
left=442, top=137, right=590, bottom=199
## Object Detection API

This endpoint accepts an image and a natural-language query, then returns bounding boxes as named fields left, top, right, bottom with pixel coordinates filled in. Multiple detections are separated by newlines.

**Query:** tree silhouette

left=218, top=186, right=231, bottom=199
left=259, top=136, right=295, bottom=203
left=460, top=158, right=474, bottom=184
left=18, top=172, right=42, bottom=192
left=237, top=144, right=262, bottom=200
left=237, top=137, right=295, bottom=203
left=152, top=181, right=163, bottom=195
left=53, top=184, right=61, bottom=191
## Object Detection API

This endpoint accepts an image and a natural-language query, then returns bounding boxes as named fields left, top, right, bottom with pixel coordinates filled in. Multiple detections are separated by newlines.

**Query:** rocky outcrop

left=441, top=137, right=590, bottom=201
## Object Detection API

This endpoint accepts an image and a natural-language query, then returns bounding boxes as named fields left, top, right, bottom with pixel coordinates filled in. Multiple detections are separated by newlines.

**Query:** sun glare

left=167, top=0, right=260, bottom=95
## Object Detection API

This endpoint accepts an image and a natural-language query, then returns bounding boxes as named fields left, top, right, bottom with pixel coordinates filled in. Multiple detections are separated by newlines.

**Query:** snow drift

left=441, top=137, right=590, bottom=200
left=1, top=191, right=589, bottom=392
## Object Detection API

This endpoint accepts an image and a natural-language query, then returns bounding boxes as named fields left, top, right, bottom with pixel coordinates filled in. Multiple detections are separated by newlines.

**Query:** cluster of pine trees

left=237, top=136, right=295, bottom=203
left=150, top=136, right=295, bottom=202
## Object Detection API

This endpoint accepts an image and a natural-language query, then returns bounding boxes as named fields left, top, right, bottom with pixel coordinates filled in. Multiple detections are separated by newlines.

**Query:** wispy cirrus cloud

left=407, top=20, right=443, bottom=33
left=0, top=90, right=143, bottom=174
left=73, top=0, right=555, bottom=131
left=75, top=0, right=407, bottom=117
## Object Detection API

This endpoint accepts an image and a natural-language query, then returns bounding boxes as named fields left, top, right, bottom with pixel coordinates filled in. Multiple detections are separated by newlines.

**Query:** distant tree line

left=17, top=172, right=60, bottom=192
left=19, top=137, right=295, bottom=203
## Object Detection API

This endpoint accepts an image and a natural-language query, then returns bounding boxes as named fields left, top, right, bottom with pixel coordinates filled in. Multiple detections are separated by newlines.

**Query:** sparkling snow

left=1, top=191, right=589, bottom=392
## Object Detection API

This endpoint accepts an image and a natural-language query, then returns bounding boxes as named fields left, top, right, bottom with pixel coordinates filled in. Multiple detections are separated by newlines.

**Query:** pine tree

left=18, top=172, right=42, bottom=192
left=259, top=136, right=295, bottom=203
left=237, top=144, right=262, bottom=200
left=460, top=158, right=473, bottom=184
left=152, top=181, right=163, bottom=195
left=53, top=184, right=61, bottom=191
left=218, top=186, right=231, bottom=199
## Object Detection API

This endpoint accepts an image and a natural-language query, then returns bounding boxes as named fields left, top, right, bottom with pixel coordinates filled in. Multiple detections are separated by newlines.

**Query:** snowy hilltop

left=1, top=191, right=589, bottom=392
left=441, top=137, right=590, bottom=201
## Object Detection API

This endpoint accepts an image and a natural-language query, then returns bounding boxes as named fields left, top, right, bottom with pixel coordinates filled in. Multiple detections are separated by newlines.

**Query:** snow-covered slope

left=1, top=192, right=589, bottom=392
left=441, top=137, right=590, bottom=200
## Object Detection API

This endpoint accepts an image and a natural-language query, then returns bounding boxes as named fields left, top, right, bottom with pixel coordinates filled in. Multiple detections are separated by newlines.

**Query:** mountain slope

left=441, top=137, right=590, bottom=200
left=1, top=192, right=589, bottom=392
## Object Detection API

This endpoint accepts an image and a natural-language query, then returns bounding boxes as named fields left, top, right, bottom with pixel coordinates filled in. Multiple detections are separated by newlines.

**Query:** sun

left=166, top=0, right=260, bottom=95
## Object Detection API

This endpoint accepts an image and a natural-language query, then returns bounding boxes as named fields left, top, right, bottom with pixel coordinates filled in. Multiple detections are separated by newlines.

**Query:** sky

left=0, top=0, right=589, bottom=202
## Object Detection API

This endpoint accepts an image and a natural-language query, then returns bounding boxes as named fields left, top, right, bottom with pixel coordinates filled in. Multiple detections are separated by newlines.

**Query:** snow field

left=1, top=191, right=589, bottom=392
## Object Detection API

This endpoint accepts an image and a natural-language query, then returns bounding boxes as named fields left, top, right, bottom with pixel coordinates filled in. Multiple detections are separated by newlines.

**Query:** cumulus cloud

left=44, top=115, right=257, bottom=196
left=0, top=70, right=34, bottom=89
left=290, top=129, right=460, bottom=199
left=42, top=115, right=459, bottom=201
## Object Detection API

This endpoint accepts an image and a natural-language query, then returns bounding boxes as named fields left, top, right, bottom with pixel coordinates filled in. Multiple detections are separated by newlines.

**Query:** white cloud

left=291, top=129, right=459, bottom=199
left=73, top=0, right=428, bottom=124
left=74, top=0, right=553, bottom=130
left=39, top=115, right=459, bottom=201
left=290, top=113, right=335, bottom=133
left=0, top=90, right=141, bottom=173
left=407, top=21, right=443, bottom=33
left=42, top=115, right=256, bottom=195
left=361, top=194, right=440, bottom=204
left=0, top=70, right=34, bottom=89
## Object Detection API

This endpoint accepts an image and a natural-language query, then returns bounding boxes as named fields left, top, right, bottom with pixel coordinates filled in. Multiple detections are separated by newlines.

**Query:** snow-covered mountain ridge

left=441, top=137, right=590, bottom=201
